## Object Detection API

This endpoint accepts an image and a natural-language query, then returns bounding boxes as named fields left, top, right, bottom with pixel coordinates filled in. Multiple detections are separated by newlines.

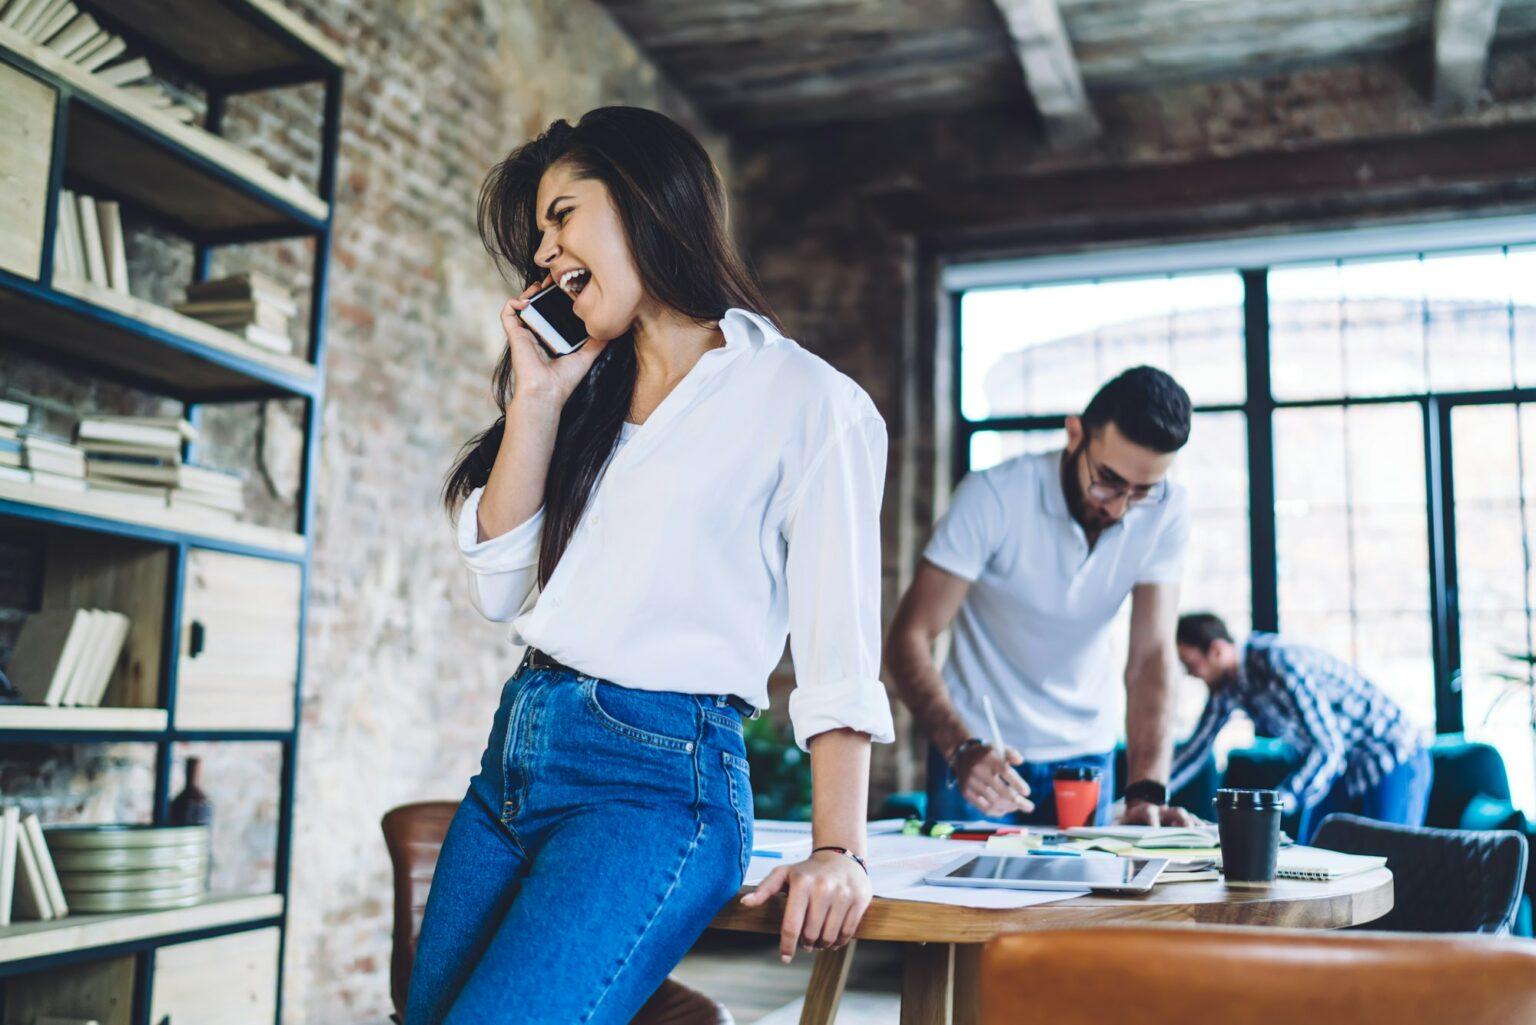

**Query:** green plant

left=742, top=714, right=812, bottom=821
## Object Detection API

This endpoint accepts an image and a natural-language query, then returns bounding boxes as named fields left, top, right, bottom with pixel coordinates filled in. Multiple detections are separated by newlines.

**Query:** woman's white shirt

left=455, top=308, right=895, bottom=751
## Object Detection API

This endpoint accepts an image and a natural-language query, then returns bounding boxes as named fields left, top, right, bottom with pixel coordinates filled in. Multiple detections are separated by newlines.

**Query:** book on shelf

left=28, top=469, right=87, bottom=491
left=54, top=188, right=86, bottom=281
left=96, top=199, right=130, bottom=294
left=23, top=814, right=67, bottom=917
left=85, top=476, right=170, bottom=510
left=21, top=0, right=72, bottom=44
left=75, top=28, right=127, bottom=73
left=94, top=54, right=150, bottom=88
left=42, top=10, right=96, bottom=58
left=77, top=414, right=196, bottom=450
left=20, top=433, right=86, bottom=477
left=0, top=466, right=32, bottom=484
left=74, top=192, right=109, bottom=288
left=186, top=270, right=299, bottom=312
left=11, top=811, right=65, bottom=920
left=0, top=398, right=29, bottom=427
left=0, top=806, right=17, bottom=927
left=6, top=608, right=130, bottom=708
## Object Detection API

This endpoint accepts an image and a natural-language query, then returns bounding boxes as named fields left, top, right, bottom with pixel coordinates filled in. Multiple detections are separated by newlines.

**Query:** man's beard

left=1061, top=445, right=1115, bottom=531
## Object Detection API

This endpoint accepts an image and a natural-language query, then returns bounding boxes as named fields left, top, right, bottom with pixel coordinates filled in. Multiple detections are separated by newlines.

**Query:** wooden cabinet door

left=176, top=549, right=301, bottom=731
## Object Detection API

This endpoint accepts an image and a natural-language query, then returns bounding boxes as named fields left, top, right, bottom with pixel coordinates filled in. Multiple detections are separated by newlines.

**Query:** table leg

left=952, top=943, right=983, bottom=1025
left=901, top=941, right=956, bottom=1025
left=798, top=940, right=857, bottom=1025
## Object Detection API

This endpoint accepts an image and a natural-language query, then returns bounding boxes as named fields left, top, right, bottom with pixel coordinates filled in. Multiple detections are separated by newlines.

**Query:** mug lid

left=1053, top=766, right=1102, bottom=781
left=1215, top=787, right=1281, bottom=810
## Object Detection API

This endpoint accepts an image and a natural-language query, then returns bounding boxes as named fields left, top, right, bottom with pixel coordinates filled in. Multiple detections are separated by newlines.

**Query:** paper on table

left=744, top=832, right=1090, bottom=908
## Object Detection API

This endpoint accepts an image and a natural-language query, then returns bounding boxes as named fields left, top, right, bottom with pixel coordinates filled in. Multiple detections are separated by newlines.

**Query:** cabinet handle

left=189, top=620, right=206, bottom=658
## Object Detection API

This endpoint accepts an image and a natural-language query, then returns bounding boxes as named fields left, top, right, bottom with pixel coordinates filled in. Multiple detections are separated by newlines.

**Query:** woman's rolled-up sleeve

left=783, top=415, right=897, bottom=752
left=456, top=486, right=544, bottom=622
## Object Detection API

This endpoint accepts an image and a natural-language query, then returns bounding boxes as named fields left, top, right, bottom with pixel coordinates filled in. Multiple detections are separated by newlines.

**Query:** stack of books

left=52, top=188, right=129, bottom=295
left=0, top=398, right=29, bottom=484
left=19, top=431, right=86, bottom=492
left=175, top=272, right=298, bottom=354
left=0, top=0, right=197, bottom=122
left=0, top=807, right=69, bottom=923
left=6, top=607, right=132, bottom=708
left=77, top=414, right=246, bottom=519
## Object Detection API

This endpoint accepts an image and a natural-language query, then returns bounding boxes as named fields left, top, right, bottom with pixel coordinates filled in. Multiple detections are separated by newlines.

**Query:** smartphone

left=517, top=282, right=589, bottom=357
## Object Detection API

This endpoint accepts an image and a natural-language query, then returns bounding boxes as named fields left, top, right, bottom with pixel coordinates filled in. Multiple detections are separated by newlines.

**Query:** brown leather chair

left=981, top=924, right=1536, bottom=1025
left=382, top=801, right=731, bottom=1024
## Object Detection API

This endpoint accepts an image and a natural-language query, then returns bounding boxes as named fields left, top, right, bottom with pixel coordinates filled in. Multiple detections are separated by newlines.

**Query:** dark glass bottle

left=169, top=756, right=213, bottom=826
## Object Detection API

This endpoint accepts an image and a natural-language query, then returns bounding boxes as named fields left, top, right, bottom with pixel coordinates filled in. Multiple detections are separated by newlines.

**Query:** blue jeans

left=926, top=746, right=1115, bottom=827
left=404, top=660, right=753, bottom=1024
left=1295, top=747, right=1434, bottom=844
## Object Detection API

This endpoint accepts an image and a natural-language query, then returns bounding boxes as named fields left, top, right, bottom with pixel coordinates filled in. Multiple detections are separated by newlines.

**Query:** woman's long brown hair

left=443, top=107, right=777, bottom=587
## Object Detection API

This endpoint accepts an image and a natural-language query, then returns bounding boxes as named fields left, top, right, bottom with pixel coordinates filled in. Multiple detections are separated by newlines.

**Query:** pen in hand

left=981, top=694, right=1033, bottom=812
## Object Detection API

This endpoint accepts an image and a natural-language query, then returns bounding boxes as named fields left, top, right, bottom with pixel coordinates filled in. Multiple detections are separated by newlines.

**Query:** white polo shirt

left=923, top=449, right=1189, bottom=761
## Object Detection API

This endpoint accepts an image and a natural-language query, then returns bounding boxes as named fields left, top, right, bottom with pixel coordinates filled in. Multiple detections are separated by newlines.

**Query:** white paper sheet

left=741, top=828, right=1088, bottom=908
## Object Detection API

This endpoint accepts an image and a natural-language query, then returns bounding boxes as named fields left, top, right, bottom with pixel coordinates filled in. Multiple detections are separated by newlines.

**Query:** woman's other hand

left=738, top=849, right=872, bottom=963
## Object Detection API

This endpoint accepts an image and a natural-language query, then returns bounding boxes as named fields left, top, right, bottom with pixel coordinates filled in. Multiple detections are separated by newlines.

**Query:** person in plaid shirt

left=1170, top=612, right=1432, bottom=843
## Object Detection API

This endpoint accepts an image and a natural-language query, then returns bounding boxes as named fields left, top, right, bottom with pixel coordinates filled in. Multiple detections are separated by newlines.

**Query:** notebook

left=1270, top=846, right=1387, bottom=881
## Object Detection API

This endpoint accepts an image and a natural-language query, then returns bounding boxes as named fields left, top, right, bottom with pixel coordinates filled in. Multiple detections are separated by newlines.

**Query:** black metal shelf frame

left=0, top=5, right=342, bottom=1022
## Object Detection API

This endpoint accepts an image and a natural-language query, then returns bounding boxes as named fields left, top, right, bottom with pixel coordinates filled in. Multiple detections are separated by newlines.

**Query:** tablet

left=923, top=854, right=1168, bottom=893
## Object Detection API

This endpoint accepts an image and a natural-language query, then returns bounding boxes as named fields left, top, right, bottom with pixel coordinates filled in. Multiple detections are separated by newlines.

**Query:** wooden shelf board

left=0, top=273, right=317, bottom=400
left=0, top=478, right=305, bottom=558
left=92, top=0, right=345, bottom=82
left=1, top=25, right=328, bottom=236
left=0, top=706, right=168, bottom=732
left=0, top=892, right=283, bottom=967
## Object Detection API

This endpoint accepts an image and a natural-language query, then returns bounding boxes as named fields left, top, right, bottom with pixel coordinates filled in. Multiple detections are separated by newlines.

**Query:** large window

left=954, top=241, right=1536, bottom=812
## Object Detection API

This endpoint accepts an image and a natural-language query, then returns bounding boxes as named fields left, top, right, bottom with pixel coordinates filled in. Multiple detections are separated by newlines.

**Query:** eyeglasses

left=1081, top=447, right=1168, bottom=506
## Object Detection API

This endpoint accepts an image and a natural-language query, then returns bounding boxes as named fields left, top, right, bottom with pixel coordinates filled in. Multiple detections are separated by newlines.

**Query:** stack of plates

left=44, top=824, right=210, bottom=913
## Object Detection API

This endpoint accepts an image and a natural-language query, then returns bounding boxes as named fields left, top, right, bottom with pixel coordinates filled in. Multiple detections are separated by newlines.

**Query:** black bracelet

left=1123, top=779, right=1168, bottom=807
left=812, top=845, right=869, bottom=874
left=946, top=737, right=986, bottom=783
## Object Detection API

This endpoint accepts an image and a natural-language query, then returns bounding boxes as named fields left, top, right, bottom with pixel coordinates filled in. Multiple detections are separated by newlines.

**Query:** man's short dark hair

left=1081, top=366, right=1192, bottom=453
left=1177, top=612, right=1232, bottom=652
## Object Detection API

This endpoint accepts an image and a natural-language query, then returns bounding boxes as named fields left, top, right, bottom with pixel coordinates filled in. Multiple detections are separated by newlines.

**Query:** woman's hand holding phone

left=500, top=275, right=606, bottom=416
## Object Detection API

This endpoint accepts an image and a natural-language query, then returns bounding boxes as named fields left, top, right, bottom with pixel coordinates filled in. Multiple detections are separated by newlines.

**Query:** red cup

left=1053, top=766, right=1103, bottom=829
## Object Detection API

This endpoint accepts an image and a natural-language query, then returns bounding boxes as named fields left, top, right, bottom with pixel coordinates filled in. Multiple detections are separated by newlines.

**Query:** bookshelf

left=0, top=2, right=340, bottom=1023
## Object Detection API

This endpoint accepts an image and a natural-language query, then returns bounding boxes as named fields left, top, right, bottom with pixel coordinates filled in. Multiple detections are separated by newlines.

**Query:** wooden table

left=709, top=869, right=1394, bottom=1025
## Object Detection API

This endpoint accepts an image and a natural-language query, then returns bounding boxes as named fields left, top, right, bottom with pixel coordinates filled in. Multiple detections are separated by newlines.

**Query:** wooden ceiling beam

left=991, top=0, right=1100, bottom=147
left=867, top=121, right=1536, bottom=240
left=1433, top=0, right=1504, bottom=114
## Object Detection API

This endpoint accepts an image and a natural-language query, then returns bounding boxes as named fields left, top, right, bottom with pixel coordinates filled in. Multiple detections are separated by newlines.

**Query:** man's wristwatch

left=1122, top=779, right=1167, bottom=807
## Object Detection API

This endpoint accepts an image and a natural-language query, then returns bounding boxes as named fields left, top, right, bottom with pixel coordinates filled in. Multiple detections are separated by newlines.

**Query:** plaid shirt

left=1169, top=632, right=1427, bottom=808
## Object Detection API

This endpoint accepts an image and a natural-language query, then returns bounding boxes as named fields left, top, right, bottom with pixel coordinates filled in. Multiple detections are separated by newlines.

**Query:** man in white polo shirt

left=885, top=366, right=1197, bottom=827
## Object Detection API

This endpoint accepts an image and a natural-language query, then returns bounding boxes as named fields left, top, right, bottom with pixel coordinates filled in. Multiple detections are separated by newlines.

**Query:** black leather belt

left=521, top=647, right=760, bottom=719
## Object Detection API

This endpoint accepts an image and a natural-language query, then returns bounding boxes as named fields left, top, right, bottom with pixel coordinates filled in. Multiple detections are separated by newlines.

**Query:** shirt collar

left=1039, top=449, right=1072, bottom=519
left=720, top=308, right=780, bottom=350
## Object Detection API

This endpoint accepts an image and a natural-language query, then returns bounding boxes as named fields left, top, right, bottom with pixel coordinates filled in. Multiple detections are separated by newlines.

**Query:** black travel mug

left=1215, top=788, right=1282, bottom=885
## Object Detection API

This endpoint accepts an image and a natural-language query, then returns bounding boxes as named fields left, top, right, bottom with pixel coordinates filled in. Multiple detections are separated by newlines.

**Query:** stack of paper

left=0, top=398, right=30, bottom=484
left=76, top=414, right=246, bottom=519
left=175, top=272, right=298, bottom=354
left=19, top=432, right=86, bottom=491
left=6, top=608, right=131, bottom=708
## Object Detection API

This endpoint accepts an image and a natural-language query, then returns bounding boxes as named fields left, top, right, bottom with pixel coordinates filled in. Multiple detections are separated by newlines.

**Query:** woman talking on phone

left=406, top=106, right=895, bottom=1025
